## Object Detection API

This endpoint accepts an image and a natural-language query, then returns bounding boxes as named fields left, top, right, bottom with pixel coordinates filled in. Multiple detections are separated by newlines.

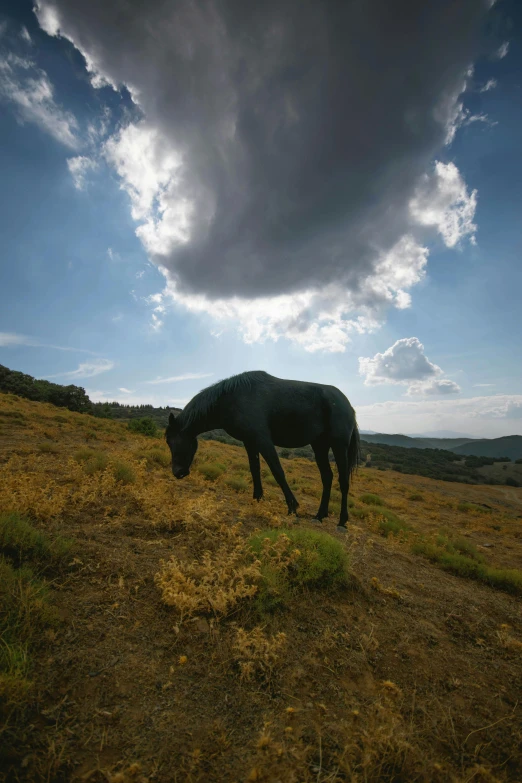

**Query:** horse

left=165, top=370, right=360, bottom=531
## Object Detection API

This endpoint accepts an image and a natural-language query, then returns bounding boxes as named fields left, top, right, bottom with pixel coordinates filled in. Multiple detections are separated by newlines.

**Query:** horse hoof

left=336, top=525, right=347, bottom=534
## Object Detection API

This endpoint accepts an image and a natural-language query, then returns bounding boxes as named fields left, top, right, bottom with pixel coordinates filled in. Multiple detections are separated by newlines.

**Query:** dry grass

left=0, top=391, right=521, bottom=782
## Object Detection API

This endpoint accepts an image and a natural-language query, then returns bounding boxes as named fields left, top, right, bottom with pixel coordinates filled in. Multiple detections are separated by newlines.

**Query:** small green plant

left=412, top=539, right=522, bottom=595
left=198, top=462, right=227, bottom=481
left=37, top=442, right=60, bottom=454
left=372, top=507, right=412, bottom=537
left=143, top=448, right=171, bottom=468
left=0, top=513, right=71, bottom=565
left=351, top=507, right=369, bottom=520
left=360, top=493, right=384, bottom=506
left=457, top=502, right=491, bottom=514
left=436, top=534, right=483, bottom=562
left=128, top=417, right=158, bottom=437
left=74, top=447, right=96, bottom=462
left=83, top=451, right=109, bottom=474
left=112, top=460, right=136, bottom=484
left=224, top=476, right=249, bottom=492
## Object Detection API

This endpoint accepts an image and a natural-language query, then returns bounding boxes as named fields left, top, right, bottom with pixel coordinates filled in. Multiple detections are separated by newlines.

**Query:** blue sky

left=0, top=0, right=521, bottom=437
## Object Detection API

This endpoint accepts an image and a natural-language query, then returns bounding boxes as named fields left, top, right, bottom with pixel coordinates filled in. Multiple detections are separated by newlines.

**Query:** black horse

left=165, top=371, right=360, bottom=531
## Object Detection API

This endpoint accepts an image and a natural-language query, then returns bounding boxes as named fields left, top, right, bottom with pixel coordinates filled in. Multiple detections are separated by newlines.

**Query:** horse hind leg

left=331, top=440, right=349, bottom=532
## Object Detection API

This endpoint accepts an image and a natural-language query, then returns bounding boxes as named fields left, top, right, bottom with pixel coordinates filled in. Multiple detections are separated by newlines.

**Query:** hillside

left=451, top=435, right=522, bottom=461
left=1, top=391, right=522, bottom=782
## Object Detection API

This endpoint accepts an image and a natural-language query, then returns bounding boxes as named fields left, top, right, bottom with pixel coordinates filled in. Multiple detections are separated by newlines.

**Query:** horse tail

left=347, top=416, right=361, bottom=479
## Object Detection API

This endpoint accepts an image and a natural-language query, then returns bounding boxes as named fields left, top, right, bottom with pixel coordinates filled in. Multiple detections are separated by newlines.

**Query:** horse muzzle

left=173, top=468, right=189, bottom=479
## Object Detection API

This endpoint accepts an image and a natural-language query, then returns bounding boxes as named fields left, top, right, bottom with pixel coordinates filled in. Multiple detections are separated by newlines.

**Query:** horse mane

left=170, top=370, right=271, bottom=433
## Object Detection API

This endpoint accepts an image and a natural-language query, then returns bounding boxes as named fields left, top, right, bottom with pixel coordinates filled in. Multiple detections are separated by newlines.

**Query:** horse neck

left=179, top=406, right=220, bottom=437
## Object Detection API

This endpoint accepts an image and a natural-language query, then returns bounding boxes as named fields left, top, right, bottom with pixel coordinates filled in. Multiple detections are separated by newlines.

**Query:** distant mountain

left=361, top=433, right=473, bottom=450
left=362, top=432, right=522, bottom=460
left=450, top=436, right=522, bottom=461
left=411, top=430, right=477, bottom=440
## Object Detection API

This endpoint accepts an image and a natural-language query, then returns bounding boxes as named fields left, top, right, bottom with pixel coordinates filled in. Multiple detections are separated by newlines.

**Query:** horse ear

left=168, top=412, right=179, bottom=431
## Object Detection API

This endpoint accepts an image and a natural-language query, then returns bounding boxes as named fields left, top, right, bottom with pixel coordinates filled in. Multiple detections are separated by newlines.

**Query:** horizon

left=1, top=1, right=521, bottom=440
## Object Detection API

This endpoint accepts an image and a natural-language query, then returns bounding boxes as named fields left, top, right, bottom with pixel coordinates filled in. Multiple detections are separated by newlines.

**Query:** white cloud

left=145, top=372, right=213, bottom=385
left=0, top=331, right=96, bottom=354
left=118, top=387, right=133, bottom=394
left=473, top=383, right=495, bottom=388
left=409, top=162, right=477, bottom=248
left=356, top=394, right=522, bottom=438
left=0, top=54, right=78, bottom=148
left=47, top=358, right=114, bottom=380
left=496, top=42, right=509, bottom=60
left=67, top=155, right=97, bottom=189
left=473, top=399, right=522, bottom=419
left=107, top=247, right=120, bottom=262
left=359, top=338, right=441, bottom=385
left=407, top=379, right=461, bottom=396
left=103, top=122, right=193, bottom=257
left=20, top=27, right=32, bottom=44
left=479, top=78, right=497, bottom=92
left=359, top=337, right=460, bottom=396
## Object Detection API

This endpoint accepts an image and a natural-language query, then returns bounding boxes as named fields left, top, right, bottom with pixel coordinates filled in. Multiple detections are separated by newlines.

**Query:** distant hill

left=412, top=429, right=477, bottom=439
left=360, top=433, right=474, bottom=450
left=450, top=435, right=522, bottom=461
left=360, top=432, right=522, bottom=459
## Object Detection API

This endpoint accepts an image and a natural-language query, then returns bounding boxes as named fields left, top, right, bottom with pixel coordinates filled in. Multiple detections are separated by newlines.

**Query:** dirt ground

left=1, top=395, right=521, bottom=782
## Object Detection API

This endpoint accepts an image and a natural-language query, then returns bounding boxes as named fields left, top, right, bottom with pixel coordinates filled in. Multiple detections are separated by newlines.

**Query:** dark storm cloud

left=36, top=0, right=492, bottom=299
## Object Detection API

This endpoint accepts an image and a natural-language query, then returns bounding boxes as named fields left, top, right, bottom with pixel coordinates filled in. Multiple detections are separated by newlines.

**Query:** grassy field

left=1, top=391, right=522, bottom=782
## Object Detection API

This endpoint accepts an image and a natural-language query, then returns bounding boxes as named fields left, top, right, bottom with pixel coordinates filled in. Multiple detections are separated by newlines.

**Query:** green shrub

left=408, top=493, right=424, bottom=501
left=128, top=417, right=158, bottom=437
left=74, top=447, right=96, bottom=462
left=505, top=477, right=519, bottom=487
left=0, top=513, right=71, bottom=565
left=112, top=460, right=136, bottom=484
left=360, top=493, right=384, bottom=506
left=375, top=508, right=412, bottom=537
left=249, top=528, right=351, bottom=614
left=457, top=502, right=491, bottom=514
left=412, top=540, right=522, bottom=595
left=198, top=462, right=227, bottom=481
left=0, top=557, right=59, bottom=744
left=143, top=448, right=171, bottom=468
left=224, top=476, right=249, bottom=492
left=351, top=507, right=369, bottom=520
left=37, top=442, right=60, bottom=454
left=436, top=534, right=484, bottom=562
left=83, top=452, right=109, bottom=474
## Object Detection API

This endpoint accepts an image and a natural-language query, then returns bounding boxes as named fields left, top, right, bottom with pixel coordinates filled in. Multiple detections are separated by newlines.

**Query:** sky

left=0, top=0, right=521, bottom=438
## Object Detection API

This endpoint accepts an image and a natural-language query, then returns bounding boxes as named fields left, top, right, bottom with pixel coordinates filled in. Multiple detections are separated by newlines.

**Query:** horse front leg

left=245, top=443, right=263, bottom=501
left=311, top=437, right=333, bottom=522
left=258, top=440, right=299, bottom=516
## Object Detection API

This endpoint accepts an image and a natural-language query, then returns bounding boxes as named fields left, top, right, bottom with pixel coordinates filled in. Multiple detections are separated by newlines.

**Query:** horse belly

left=270, top=412, right=324, bottom=448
